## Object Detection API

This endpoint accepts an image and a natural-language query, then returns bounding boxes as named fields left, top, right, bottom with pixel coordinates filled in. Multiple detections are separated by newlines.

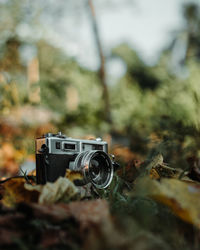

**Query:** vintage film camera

left=35, top=132, right=118, bottom=189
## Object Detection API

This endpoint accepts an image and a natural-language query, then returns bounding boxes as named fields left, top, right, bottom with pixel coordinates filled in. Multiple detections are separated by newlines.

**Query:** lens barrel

left=73, top=150, right=113, bottom=189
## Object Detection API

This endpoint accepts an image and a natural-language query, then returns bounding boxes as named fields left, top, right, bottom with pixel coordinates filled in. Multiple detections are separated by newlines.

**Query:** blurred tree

left=87, top=0, right=112, bottom=123
left=0, top=37, right=24, bottom=73
left=167, top=2, right=200, bottom=73
left=112, top=44, right=160, bottom=90
left=182, top=2, right=200, bottom=60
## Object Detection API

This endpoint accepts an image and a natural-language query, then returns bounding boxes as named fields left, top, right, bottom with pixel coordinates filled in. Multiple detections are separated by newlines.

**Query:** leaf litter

left=0, top=153, right=200, bottom=249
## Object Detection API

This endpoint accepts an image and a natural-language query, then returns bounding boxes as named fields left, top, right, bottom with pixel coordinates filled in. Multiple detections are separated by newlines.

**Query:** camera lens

left=73, top=151, right=113, bottom=189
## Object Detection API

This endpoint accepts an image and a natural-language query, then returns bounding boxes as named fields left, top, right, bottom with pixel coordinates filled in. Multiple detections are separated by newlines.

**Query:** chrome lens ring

left=74, top=150, right=113, bottom=189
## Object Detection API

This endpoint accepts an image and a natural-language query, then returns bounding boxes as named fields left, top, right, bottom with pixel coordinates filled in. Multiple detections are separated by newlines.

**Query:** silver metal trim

left=36, top=134, right=108, bottom=154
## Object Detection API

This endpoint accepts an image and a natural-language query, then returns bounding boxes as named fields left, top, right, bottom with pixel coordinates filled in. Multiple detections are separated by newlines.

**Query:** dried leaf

left=25, top=177, right=79, bottom=204
left=150, top=164, right=183, bottom=180
left=144, top=154, right=185, bottom=180
left=0, top=178, right=39, bottom=207
left=135, top=177, right=200, bottom=228
left=145, top=154, right=164, bottom=173
left=0, top=229, right=22, bottom=245
left=149, top=168, right=160, bottom=180
left=1, top=177, right=79, bottom=207
left=21, top=200, right=127, bottom=249
left=112, top=145, right=139, bottom=163
left=116, top=160, right=141, bottom=182
left=65, top=169, right=84, bottom=183
left=187, top=156, right=200, bottom=182
left=0, top=142, right=19, bottom=175
left=21, top=199, right=110, bottom=225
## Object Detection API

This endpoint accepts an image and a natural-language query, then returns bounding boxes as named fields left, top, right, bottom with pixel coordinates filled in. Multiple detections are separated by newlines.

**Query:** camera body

left=36, top=132, right=115, bottom=189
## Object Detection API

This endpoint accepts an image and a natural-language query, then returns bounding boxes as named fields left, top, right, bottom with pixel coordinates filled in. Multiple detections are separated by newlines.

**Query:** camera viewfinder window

left=64, top=143, right=76, bottom=150
left=56, top=142, right=61, bottom=149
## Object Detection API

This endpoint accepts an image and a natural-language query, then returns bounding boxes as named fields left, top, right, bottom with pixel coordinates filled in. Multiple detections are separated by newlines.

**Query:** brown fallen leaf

left=18, top=199, right=110, bottom=225
left=0, top=213, right=26, bottom=245
left=65, top=169, right=84, bottom=183
left=145, top=154, right=164, bottom=173
left=116, top=160, right=141, bottom=182
left=135, top=177, right=200, bottom=228
left=25, top=177, right=79, bottom=204
left=187, top=156, right=200, bottom=182
left=150, top=164, right=183, bottom=180
left=27, top=169, right=36, bottom=176
left=40, top=228, right=69, bottom=249
left=0, top=177, right=39, bottom=207
left=144, top=154, right=185, bottom=180
left=112, top=145, right=140, bottom=163
left=0, top=228, right=22, bottom=245
left=0, top=177, right=79, bottom=207
left=19, top=199, right=128, bottom=249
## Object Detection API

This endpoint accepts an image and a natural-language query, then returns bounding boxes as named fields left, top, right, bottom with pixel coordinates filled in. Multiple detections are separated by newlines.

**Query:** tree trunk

left=88, top=0, right=112, bottom=123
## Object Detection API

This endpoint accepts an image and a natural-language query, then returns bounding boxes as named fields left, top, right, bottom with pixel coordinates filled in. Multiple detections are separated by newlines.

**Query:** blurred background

left=0, top=0, right=200, bottom=177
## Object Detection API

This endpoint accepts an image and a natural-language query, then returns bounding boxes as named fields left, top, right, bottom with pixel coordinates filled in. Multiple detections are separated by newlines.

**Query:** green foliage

left=112, top=44, right=161, bottom=89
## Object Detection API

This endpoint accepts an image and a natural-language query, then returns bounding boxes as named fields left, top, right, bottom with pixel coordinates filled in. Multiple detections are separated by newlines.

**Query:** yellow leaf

left=135, top=177, right=200, bottom=228
left=65, top=169, right=84, bottom=183
left=1, top=178, right=39, bottom=207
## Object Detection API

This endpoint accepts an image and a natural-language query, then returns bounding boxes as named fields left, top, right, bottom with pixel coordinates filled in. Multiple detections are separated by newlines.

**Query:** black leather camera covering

left=36, top=153, right=74, bottom=184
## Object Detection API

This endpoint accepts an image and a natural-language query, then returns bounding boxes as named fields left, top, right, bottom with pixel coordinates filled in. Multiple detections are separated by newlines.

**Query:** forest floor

left=0, top=144, right=200, bottom=250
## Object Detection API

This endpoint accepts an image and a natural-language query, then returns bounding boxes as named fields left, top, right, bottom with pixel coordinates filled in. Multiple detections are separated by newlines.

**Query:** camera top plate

left=36, top=132, right=108, bottom=155
left=44, top=132, right=67, bottom=139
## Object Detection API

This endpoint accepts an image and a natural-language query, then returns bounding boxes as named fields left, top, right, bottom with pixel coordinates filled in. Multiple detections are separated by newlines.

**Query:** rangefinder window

left=64, top=143, right=76, bottom=150
left=82, top=143, right=103, bottom=151
left=93, top=144, right=103, bottom=150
